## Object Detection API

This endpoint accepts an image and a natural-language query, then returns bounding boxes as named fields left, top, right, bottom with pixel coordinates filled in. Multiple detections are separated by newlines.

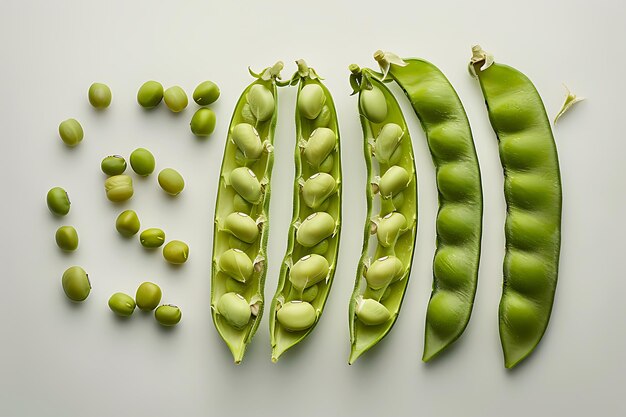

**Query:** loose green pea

left=163, top=86, right=188, bottom=112
left=246, top=84, right=274, bottom=122
left=108, top=292, right=136, bottom=317
left=231, top=123, right=263, bottom=159
left=104, top=175, right=134, bottom=202
left=190, top=108, right=216, bottom=137
left=193, top=80, right=220, bottom=105
left=155, top=304, right=182, bottom=326
left=304, top=128, right=336, bottom=167
left=230, top=167, right=262, bottom=204
left=296, top=212, right=335, bottom=248
left=137, top=81, right=164, bottom=108
left=375, top=123, right=404, bottom=165
left=55, top=226, right=78, bottom=251
left=289, top=254, right=330, bottom=291
left=276, top=301, right=316, bottom=332
left=302, top=173, right=336, bottom=209
left=162, top=240, right=189, bottom=264
left=223, top=212, right=258, bottom=244
left=129, top=148, right=155, bottom=176
left=62, top=266, right=90, bottom=302
left=140, top=228, right=165, bottom=248
left=366, top=256, right=404, bottom=290
left=298, top=84, right=326, bottom=119
left=216, top=292, right=251, bottom=329
left=115, top=210, right=140, bottom=237
left=379, top=165, right=410, bottom=199
left=88, top=82, right=112, bottom=109
left=158, top=168, right=185, bottom=195
left=46, top=187, right=70, bottom=216
left=359, top=85, right=387, bottom=123
left=101, top=155, right=127, bottom=176
left=356, top=298, right=391, bottom=326
left=219, top=248, right=253, bottom=282
left=376, top=212, right=406, bottom=247
left=135, top=282, right=162, bottom=311
left=58, top=119, right=83, bottom=147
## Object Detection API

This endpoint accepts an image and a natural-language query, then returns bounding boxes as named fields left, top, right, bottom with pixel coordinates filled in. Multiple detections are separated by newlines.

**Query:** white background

left=1, top=0, right=624, bottom=416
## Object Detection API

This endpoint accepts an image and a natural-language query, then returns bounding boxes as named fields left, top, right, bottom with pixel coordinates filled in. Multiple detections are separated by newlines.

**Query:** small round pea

left=163, top=240, right=189, bottom=264
left=193, top=80, right=220, bottom=105
left=108, top=292, right=136, bottom=317
left=115, top=210, right=140, bottom=237
left=158, top=168, right=185, bottom=195
left=46, top=187, right=70, bottom=216
left=140, top=228, right=165, bottom=248
left=55, top=226, right=78, bottom=251
left=163, top=86, right=188, bottom=112
left=137, top=81, right=164, bottom=108
left=129, top=148, right=155, bottom=176
left=190, top=108, right=216, bottom=137
left=101, top=155, right=127, bottom=176
left=58, top=119, right=83, bottom=147
left=135, top=282, right=162, bottom=311
left=155, top=304, right=182, bottom=326
left=62, top=266, right=90, bottom=302
left=88, top=82, right=112, bottom=109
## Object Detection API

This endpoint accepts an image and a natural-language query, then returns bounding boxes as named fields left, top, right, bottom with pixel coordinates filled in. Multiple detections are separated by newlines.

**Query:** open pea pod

left=348, top=65, right=417, bottom=364
left=211, top=62, right=284, bottom=364
left=269, top=60, right=342, bottom=362
left=470, top=46, right=562, bottom=368
left=374, top=51, right=484, bottom=362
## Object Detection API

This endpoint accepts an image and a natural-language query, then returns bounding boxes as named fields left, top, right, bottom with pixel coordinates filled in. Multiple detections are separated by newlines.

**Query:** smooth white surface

left=1, top=0, right=624, bottom=416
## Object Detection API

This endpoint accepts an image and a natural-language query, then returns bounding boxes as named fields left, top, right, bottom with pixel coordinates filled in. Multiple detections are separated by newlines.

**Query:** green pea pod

left=348, top=65, right=417, bottom=364
left=269, top=60, right=342, bottom=362
left=211, top=62, right=283, bottom=364
left=373, top=51, right=483, bottom=362
left=469, top=46, right=562, bottom=368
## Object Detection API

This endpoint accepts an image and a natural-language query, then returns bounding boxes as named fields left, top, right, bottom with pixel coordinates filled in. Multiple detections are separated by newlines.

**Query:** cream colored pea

left=158, top=168, right=185, bottom=196
left=108, top=292, right=136, bottom=317
left=375, top=123, right=404, bottom=165
left=366, top=256, right=404, bottom=289
left=104, top=175, right=134, bottom=202
left=298, top=84, right=326, bottom=119
left=216, top=292, right=251, bottom=329
left=246, top=84, right=274, bottom=122
left=140, top=228, right=165, bottom=248
left=231, top=123, right=263, bottom=159
left=115, top=210, right=140, bottom=237
left=155, top=304, right=182, bottom=326
left=304, top=128, right=336, bottom=167
left=276, top=301, right=316, bottom=332
left=163, top=86, right=188, bottom=112
left=379, top=165, right=410, bottom=199
left=302, top=173, right=336, bottom=209
left=360, top=85, right=388, bottom=123
left=162, top=240, right=189, bottom=264
left=55, top=225, right=78, bottom=251
left=58, top=119, right=84, bottom=147
left=356, top=298, right=391, bottom=326
left=230, top=167, right=262, bottom=204
left=376, top=212, right=407, bottom=247
left=289, top=254, right=329, bottom=291
left=219, top=248, right=253, bottom=282
left=296, top=212, right=335, bottom=247
left=223, top=212, right=259, bottom=243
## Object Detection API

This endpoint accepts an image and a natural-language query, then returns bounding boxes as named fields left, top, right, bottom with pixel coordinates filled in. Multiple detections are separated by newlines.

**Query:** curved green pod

left=374, top=51, right=483, bottom=362
left=348, top=65, right=417, bottom=364
left=470, top=46, right=562, bottom=368
left=269, top=60, right=342, bottom=362
left=211, top=62, right=284, bottom=364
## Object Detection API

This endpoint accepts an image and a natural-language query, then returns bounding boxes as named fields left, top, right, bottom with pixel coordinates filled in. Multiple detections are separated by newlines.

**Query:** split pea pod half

left=269, top=60, right=342, bottom=362
left=470, top=46, right=562, bottom=368
left=211, top=61, right=284, bottom=363
left=347, top=65, right=417, bottom=364
left=374, top=51, right=483, bottom=362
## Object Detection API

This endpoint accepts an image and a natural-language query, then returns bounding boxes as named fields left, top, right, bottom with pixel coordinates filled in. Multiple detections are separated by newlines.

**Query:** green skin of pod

left=193, top=80, right=220, bottom=105
left=47, top=187, right=70, bottom=216
left=58, top=119, right=83, bottom=147
left=108, top=293, right=136, bottom=317
left=162, top=240, right=189, bottom=264
left=62, top=266, right=91, bottom=302
left=473, top=53, right=561, bottom=369
left=211, top=64, right=281, bottom=364
left=348, top=68, right=417, bottom=364
left=378, top=55, right=483, bottom=363
left=136, top=282, right=162, bottom=311
left=155, top=305, right=182, bottom=326
left=269, top=65, right=342, bottom=362
left=137, top=81, right=164, bottom=108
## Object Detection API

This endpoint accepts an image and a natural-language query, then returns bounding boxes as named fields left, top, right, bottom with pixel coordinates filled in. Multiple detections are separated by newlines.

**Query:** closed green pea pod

left=426, top=291, right=464, bottom=337
left=302, top=172, right=336, bottom=209
left=155, top=305, right=182, bottom=326
left=359, top=85, right=387, bottom=123
left=378, top=165, right=410, bottom=199
left=296, top=212, right=335, bottom=247
left=289, top=254, right=330, bottom=291
left=407, top=81, right=457, bottom=123
left=108, top=292, right=136, bottom=317
left=158, top=168, right=185, bottom=196
left=433, top=247, right=473, bottom=289
left=500, top=134, right=551, bottom=170
left=246, top=84, right=274, bottom=122
left=55, top=226, right=78, bottom=251
left=62, top=266, right=90, bottom=302
left=231, top=123, right=263, bottom=159
left=427, top=122, right=470, bottom=161
left=104, top=175, right=133, bottom=202
left=489, top=96, right=540, bottom=133
left=501, top=293, right=539, bottom=339
left=436, top=205, right=476, bottom=243
left=223, top=212, right=259, bottom=243
left=356, top=298, right=391, bottom=326
left=303, top=128, right=336, bottom=167
left=436, top=163, right=475, bottom=201
left=507, top=211, right=556, bottom=249
left=506, top=173, right=556, bottom=209
left=366, top=256, right=404, bottom=290
left=116, top=210, right=140, bottom=237
left=276, top=301, right=316, bottom=332
left=217, top=292, right=251, bottom=329
left=219, top=248, right=253, bottom=282
left=162, top=240, right=189, bottom=264
left=230, top=167, right=262, bottom=204
left=506, top=251, right=548, bottom=295
left=375, top=123, right=404, bottom=165
left=101, top=155, right=127, bottom=176
left=140, top=228, right=165, bottom=248
left=298, top=84, right=326, bottom=119
left=46, top=187, right=70, bottom=216
left=376, top=212, right=406, bottom=247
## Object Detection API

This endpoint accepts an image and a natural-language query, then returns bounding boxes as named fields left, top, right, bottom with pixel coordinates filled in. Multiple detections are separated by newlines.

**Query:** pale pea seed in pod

left=376, top=212, right=407, bottom=247
left=219, top=248, right=253, bottom=282
left=62, top=266, right=91, bottom=302
left=375, top=123, right=404, bottom=165
left=302, top=172, right=336, bottom=209
left=135, top=282, right=162, bottom=311
left=58, top=119, right=84, bottom=147
left=190, top=108, right=216, bottom=137
left=162, top=240, right=189, bottom=264
left=366, top=255, right=404, bottom=290
left=129, top=148, right=155, bottom=176
left=289, top=254, right=329, bottom=291
left=140, top=228, right=165, bottom=248
left=163, top=86, right=188, bottom=112
left=193, top=80, right=220, bottom=105
left=155, top=304, right=182, bottom=326
left=115, top=210, right=140, bottom=237
left=230, top=167, right=262, bottom=204
left=298, top=83, right=326, bottom=120
left=216, top=292, right=251, bottom=329
left=356, top=298, right=391, bottom=326
left=378, top=165, right=410, bottom=199
left=360, top=85, right=388, bottom=123
left=108, top=292, right=136, bottom=317
left=46, top=187, right=70, bottom=216
left=101, top=155, right=127, bottom=176
left=304, top=128, right=336, bottom=167
left=137, top=81, right=164, bottom=109
left=88, top=82, right=112, bottom=109
left=55, top=225, right=79, bottom=251
left=231, top=123, right=263, bottom=160
left=276, top=301, right=316, bottom=332
left=158, top=168, right=185, bottom=196
left=246, top=84, right=274, bottom=122
left=104, top=175, right=134, bottom=202
left=223, top=212, right=259, bottom=244
left=296, top=212, right=335, bottom=248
